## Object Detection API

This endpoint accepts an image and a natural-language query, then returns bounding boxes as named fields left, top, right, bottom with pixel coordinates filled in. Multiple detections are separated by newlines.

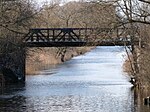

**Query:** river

left=0, top=46, right=149, bottom=112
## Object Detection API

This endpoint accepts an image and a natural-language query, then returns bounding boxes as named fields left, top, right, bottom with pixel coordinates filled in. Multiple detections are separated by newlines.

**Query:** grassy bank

left=26, top=47, right=94, bottom=75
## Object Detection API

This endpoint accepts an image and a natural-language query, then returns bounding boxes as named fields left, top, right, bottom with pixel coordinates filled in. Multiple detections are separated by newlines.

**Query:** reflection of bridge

left=24, top=28, right=132, bottom=47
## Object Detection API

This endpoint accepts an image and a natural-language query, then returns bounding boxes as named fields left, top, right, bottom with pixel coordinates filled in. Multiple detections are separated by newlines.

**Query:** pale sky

left=35, top=0, right=79, bottom=7
left=37, top=0, right=79, bottom=4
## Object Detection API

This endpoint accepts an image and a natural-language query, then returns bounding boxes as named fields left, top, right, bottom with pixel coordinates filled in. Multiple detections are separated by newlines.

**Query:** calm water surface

left=0, top=46, right=137, bottom=112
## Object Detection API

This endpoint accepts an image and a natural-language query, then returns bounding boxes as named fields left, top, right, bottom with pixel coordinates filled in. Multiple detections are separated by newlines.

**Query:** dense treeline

left=39, top=1, right=116, bottom=28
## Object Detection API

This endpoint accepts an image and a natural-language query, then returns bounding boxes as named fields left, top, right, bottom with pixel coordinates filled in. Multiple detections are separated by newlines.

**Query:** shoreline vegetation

left=26, top=47, right=94, bottom=75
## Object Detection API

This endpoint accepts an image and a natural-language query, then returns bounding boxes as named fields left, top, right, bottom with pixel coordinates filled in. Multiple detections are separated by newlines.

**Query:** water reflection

left=0, top=46, right=150, bottom=112
left=133, top=87, right=150, bottom=112
left=0, top=95, right=26, bottom=112
left=0, top=86, right=134, bottom=112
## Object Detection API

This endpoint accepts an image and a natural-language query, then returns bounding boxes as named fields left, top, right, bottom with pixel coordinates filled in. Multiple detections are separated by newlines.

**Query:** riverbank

left=26, top=47, right=94, bottom=75
left=123, top=44, right=150, bottom=88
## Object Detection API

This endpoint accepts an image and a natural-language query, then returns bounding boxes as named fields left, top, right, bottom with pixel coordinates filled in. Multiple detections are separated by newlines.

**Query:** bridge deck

left=25, top=41, right=131, bottom=47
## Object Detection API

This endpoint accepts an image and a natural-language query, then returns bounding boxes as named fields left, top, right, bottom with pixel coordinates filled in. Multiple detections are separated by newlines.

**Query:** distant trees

left=38, top=1, right=116, bottom=28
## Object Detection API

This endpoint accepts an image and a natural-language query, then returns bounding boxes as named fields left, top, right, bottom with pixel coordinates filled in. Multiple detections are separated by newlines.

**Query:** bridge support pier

left=0, top=49, right=26, bottom=84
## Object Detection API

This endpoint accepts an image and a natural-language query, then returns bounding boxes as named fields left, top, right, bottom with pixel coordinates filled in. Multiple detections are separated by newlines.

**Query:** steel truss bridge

left=24, top=28, right=132, bottom=47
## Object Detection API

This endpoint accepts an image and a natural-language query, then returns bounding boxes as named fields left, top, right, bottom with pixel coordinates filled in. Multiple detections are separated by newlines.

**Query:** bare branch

left=139, top=0, right=150, bottom=4
left=131, top=19, right=150, bottom=24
